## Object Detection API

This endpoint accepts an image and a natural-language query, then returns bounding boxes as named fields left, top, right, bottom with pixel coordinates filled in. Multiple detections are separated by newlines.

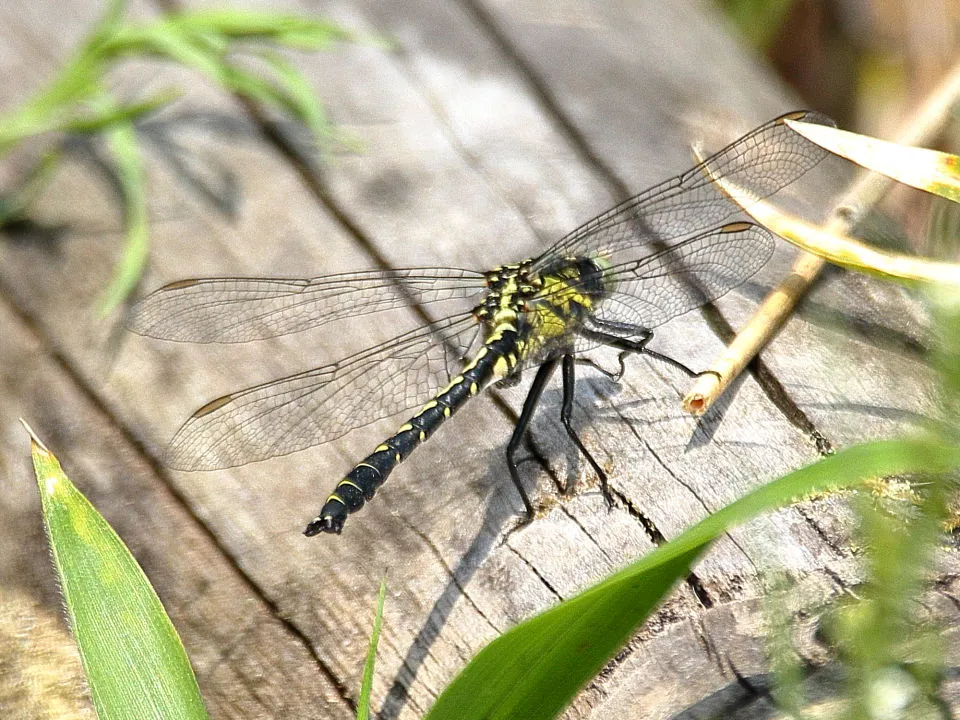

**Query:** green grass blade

left=0, top=58, right=99, bottom=151
left=164, top=10, right=355, bottom=49
left=1, top=0, right=128, bottom=146
left=103, top=23, right=228, bottom=78
left=99, top=12, right=353, bottom=75
left=255, top=50, right=333, bottom=142
left=63, top=91, right=179, bottom=135
left=0, top=5, right=353, bottom=313
left=97, top=111, right=148, bottom=315
left=356, top=577, right=388, bottom=720
left=0, top=91, right=175, bottom=152
left=100, top=22, right=336, bottom=147
left=21, top=420, right=209, bottom=720
left=425, top=437, right=960, bottom=720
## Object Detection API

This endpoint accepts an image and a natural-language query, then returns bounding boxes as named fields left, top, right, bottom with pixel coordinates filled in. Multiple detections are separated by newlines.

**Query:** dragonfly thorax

left=479, top=255, right=612, bottom=321
left=472, top=255, right=614, bottom=376
left=534, top=255, right=615, bottom=303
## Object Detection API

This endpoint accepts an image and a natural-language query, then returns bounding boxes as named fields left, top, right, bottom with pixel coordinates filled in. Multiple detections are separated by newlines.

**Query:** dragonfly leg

left=561, top=354, right=612, bottom=506
left=580, top=325, right=701, bottom=378
left=576, top=351, right=629, bottom=382
left=506, top=356, right=560, bottom=522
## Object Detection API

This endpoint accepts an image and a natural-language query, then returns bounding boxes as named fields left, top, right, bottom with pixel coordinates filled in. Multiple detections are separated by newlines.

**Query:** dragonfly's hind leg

left=505, top=357, right=560, bottom=523
left=504, top=351, right=624, bottom=525
left=507, top=357, right=560, bottom=522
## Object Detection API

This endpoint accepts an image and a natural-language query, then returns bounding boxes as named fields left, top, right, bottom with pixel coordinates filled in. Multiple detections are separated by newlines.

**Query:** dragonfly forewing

left=128, top=268, right=486, bottom=343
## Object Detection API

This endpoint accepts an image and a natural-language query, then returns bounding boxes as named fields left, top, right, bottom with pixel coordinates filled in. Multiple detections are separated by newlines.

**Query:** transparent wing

left=532, top=111, right=834, bottom=271
left=128, top=267, right=486, bottom=343
left=522, top=222, right=774, bottom=362
left=165, top=312, right=482, bottom=470
left=596, top=221, right=774, bottom=329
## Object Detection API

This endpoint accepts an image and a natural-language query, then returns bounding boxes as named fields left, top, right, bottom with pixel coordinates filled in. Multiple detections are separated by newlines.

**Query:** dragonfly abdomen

left=306, top=326, right=521, bottom=535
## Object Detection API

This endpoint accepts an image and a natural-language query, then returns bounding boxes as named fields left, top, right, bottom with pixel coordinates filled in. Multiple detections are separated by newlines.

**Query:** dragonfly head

left=576, top=255, right=616, bottom=299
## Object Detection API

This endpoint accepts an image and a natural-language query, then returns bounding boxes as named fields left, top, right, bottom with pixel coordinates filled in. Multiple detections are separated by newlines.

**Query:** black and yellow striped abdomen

left=305, top=325, right=522, bottom=535
left=305, top=255, right=611, bottom=535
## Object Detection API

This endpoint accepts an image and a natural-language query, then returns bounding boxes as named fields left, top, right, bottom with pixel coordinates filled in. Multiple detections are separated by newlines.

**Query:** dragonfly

left=129, top=110, right=833, bottom=536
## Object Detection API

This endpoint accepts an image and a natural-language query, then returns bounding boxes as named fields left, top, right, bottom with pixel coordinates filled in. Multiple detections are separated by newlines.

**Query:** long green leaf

left=22, top=420, right=209, bottom=719
left=425, top=438, right=960, bottom=720
left=62, top=92, right=179, bottom=135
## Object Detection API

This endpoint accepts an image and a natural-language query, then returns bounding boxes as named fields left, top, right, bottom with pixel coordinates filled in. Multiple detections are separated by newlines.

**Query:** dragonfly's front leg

left=580, top=320, right=702, bottom=378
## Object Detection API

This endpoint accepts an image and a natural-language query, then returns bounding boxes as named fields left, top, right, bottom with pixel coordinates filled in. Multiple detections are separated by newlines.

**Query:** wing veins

left=166, top=312, right=481, bottom=470
left=130, top=268, right=486, bottom=343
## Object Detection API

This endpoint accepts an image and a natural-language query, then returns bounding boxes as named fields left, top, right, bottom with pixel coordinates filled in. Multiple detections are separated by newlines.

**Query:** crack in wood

left=505, top=543, right=564, bottom=601
left=559, top=505, right=618, bottom=567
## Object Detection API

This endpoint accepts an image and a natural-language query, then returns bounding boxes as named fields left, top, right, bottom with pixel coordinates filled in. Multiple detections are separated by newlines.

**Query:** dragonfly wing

left=165, top=313, right=482, bottom=470
left=597, top=221, right=776, bottom=329
left=562, top=222, right=774, bottom=358
left=128, top=268, right=486, bottom=343
left=533, top=110, right=833, bottom=270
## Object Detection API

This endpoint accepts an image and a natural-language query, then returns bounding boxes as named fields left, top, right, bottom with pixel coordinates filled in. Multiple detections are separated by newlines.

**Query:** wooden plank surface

left=0, top=0, right=947, bottom=717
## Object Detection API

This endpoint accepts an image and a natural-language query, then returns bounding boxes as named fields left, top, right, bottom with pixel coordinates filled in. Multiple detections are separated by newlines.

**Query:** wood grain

left=0, top=0, right=946, bottom=717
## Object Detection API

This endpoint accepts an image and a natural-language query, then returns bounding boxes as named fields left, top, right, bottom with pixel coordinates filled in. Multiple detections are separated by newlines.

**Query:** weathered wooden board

left=0, top=0, right=948, bottom=718
left=0, top=245, right=349, bottom=719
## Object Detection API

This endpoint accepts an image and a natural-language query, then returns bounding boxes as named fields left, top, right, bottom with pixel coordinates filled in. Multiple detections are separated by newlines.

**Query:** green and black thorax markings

left=312, top=256, right=613, bottom=534
left=128, top=111, right=835, bottom=536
